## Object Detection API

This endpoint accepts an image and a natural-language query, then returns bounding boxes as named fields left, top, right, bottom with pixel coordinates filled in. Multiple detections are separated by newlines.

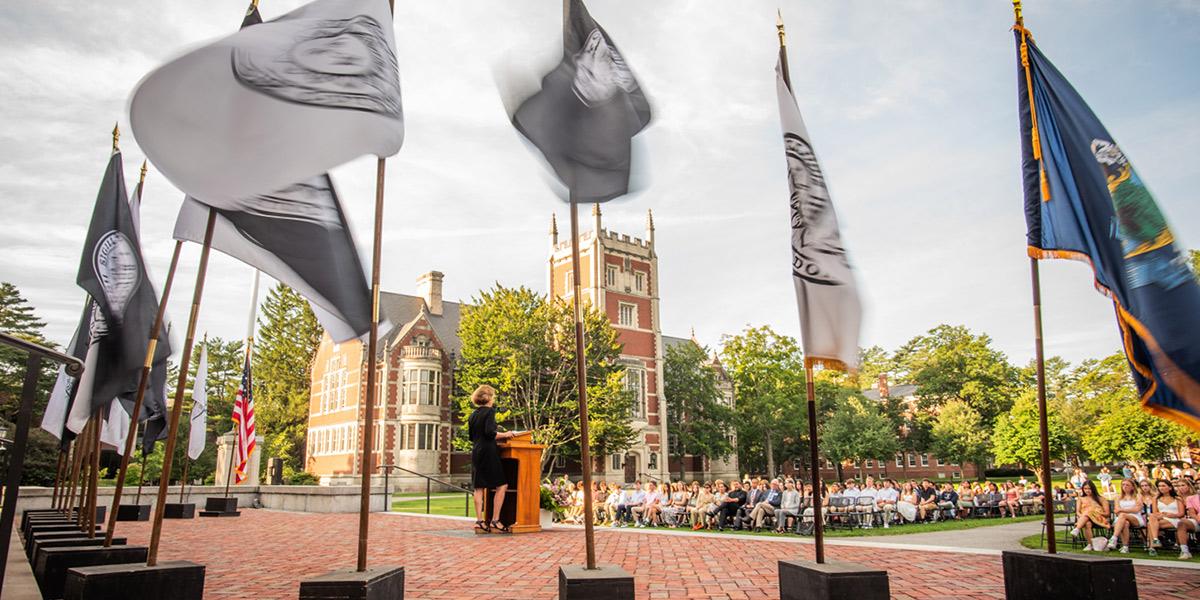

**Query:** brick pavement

left=108, top=511, right=1200, bottom=599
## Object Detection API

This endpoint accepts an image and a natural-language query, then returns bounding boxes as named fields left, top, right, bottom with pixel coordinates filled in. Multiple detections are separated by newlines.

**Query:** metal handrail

left=0, top=330, right=87, bottom=588
left=0, top=332, right=83, bottom=376
left=377, top=464, right=474, bottom=517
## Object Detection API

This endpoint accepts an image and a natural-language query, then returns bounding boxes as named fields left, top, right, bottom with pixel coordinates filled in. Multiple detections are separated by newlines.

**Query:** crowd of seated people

left=551, top=465, right=1198, bottom=559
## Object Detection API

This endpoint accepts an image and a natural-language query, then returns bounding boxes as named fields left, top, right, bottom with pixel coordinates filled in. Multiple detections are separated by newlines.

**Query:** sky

left=1, top=0, right=1197, bottom=371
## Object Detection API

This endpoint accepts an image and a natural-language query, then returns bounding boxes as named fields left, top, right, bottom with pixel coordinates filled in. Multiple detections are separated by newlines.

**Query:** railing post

left=426, top=478, right=431, bottom=515
left=383, top=468, right=389, bottom=513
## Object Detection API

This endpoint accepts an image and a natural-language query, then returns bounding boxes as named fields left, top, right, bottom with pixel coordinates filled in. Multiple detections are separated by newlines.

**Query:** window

left=624, top=367, right=646, bottom=419
left=921, top=454, right=930, bottom=467
left=648, top=452, right=658, bottom=470
left=634, top=271, right=645, bottom=292
left=612, top=454, right=622, bottom=470
left=373, top=425, right=383, bottom=452
left=895, top=454, right=903, bottom=468
left=553, top=454, right=567, bottom=469
left=403, top=369, right=441, bottom=405
left=405, top=424, right=416, bottom=450
left=417, top=423, right=437, bottom=450
left=618, top=302, right=637, bottom=327
left=565, top=271, right=573, bottom=295
left=936, top=457, right=945, bottom=466
left=606, top=265, right=617, bottom=286
left=865, top=459, right=874, bottom=468
left=907, top=453, right=916, bottom=467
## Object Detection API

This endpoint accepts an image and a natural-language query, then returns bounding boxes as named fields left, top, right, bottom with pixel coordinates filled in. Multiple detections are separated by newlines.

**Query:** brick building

left=305, top=207, right=738, bottom=488
left=808, top=375, right=981, bottom=482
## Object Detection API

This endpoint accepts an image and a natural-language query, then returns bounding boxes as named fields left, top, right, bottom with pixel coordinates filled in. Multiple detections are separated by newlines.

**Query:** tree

left=664, top=340, right=733, bottom=480
left=892, top=324, right=1021, bottom=427
left=0, top=282, right=63, bottom=485
left=856, top=345, right=894, bottom=390
left=822, top=395, right=899, bottom=480
left=453, top=285, right=635, bottom=474
left=163, top=337, right=244, bottom=484
left=929, top=400, right=991, bottom=471
left=1083, top=400, right=1183, bottom=464
left=991, top=390, right=1067, bottom=479
left=252, top=284, right=322, bottom=479
left=719, top=326, right=807, bottom=476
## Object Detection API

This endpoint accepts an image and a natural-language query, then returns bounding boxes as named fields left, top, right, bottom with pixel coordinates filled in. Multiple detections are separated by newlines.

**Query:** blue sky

left=1, top=0, right=1196, bottom=369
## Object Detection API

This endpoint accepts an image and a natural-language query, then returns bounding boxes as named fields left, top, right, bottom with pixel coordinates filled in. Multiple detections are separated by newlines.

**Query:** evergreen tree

left=0, top=282, right=63, bottom=484
left=664, top=340, right=733, bottom=480
left=252, top=284, right=322, bottom=478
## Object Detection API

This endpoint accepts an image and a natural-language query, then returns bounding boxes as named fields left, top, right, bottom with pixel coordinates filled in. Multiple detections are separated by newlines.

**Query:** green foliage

left=822, top=395, right=899, bottom=475
left=286, top=470, right=319, bottom=485
left=1189, top=249, right=1199, bottom=279
left=168, top=337, right=245, bottom=485
left=856, top=345, right=895, bottom=390
left=1083, top=401, right=1181, bottom=463
left=453, top=285, right=635, bottom=474
left=719, top=326, right=807, bottom=475
left=892, top=324, right=1021, bottom=427
left=0, top=282, right=64, bottom=485
left=252, top=284, right=322, bottom=479
left=991, top=390, right=1067, bottom=472
left=929, top=399, right=991, bottom=469
left=664, top=340, right=733, bottom=478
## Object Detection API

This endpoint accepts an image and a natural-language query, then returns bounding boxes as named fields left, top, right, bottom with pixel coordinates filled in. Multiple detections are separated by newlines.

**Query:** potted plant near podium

left=540, top=477, right=573, bottom=529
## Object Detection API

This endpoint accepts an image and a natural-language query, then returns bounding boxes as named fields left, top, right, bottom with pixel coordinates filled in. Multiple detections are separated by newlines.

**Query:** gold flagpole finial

left=247, top=0, right=259, bottom=17
left=139, top=160, right=148, bottom=184
left=1012, top=0, right=1024, bottom=27
left=111, top=122, right=120, bottom=153
left=776, top=9, right=786, bottom=48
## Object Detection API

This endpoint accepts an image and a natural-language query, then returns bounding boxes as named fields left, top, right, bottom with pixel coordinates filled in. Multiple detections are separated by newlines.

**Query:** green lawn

left=389, top=497, right=1045, bottom=540
left=1020, top=532, right=1199, bottom=564
left=391, top=494, right=473, bottom=517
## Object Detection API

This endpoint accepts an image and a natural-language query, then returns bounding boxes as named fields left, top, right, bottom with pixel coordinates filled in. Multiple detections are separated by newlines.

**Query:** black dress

left=469, top=406, right=506, bottom=489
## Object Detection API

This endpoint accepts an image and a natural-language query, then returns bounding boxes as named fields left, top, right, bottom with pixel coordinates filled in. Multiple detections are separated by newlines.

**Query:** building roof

left=378, top=291, right=463, bottom=357
left=662, top=335, right=694, bottom=352
left=862, top=384, right=918, bottom=401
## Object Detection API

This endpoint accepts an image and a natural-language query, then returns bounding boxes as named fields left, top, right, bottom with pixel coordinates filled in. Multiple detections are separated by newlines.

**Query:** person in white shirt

left=632, top=481, right=663, bottom=527
left=875, top=479, right=900, bottom=528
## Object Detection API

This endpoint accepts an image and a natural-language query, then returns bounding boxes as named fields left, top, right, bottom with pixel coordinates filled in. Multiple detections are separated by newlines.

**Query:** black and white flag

left=40, top=301, right=92, bottom=442
left=507, top=0, right=652, bottom=203
left=130, top=0, right=403, bottom=205
left=69, top=152, right=168, bottom=432
left=776, top=57, right=861, bottom=371
left=173, top=175, right=372, bottom=342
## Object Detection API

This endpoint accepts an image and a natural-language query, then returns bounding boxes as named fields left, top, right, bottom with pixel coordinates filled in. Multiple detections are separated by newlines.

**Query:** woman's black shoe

left=491, top=520, right=512, bottom=534
left=474, top=520, right=491, bottom=534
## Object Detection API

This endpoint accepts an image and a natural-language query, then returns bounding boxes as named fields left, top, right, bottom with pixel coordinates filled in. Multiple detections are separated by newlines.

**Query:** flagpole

left=1013, top=0, right=1057, bottom=554
left=65, top=437, right=83, bottom=516
left=134, top=450, right=147, bottom=505
left=104, top=180, right=183, bottom=547
left=561, top=0, right=599, bottom=571
left=226, top=271, right=258, bottom=498
left=147, top=208, right=218, bottom=567
left=777, top=10, right=826, bottom=565
left=353, top=0, right=396, bottom=574
left=50, top=447, right=67, bottom=510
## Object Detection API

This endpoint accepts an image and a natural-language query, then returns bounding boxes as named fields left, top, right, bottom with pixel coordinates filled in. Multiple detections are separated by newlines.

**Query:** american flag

left=232, top=355, right=256, bottom=483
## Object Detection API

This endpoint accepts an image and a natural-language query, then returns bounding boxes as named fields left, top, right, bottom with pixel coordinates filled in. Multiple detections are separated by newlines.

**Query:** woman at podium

left=469, top=385, right=516, bottom=533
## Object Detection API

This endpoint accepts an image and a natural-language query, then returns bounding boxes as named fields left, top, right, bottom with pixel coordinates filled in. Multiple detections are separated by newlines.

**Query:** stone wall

left=11, top=484, right=387, bottom=515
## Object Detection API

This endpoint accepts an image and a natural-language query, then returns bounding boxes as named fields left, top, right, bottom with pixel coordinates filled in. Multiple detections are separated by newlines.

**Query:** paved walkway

left=103, top=510, right=1198, bottom=599
left=842, top=519, right=1044, bottom=552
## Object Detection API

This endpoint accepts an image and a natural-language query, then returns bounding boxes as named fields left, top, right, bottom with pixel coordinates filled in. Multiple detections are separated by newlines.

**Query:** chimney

left=878, top=374, right=890, bottom=399
left=417, top=271, right=444, bottom=316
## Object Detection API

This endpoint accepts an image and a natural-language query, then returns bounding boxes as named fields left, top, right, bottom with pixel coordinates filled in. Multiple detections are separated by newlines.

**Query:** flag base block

left=23, top=507, right=103, bottom=541
left=33, top=545, right=148, bottom=600
left=778, top=559, right=889, bottom=600
left=298, top=566, right=405, bottom=600
left=116, top=504, right=151, bottom=521
left=21, top=508, right=79, bottom=532
left=64, top=560, right=205, bottom=600
left=163, top=503, right=196, bottom=519
left=28, top=536, right=126, bottom=561
left=25, top=523, right=100, bottom=545
left=1001, top=549, right=1136, bottom=599
left=558, top=564, right=634, bottom=600
left=26, top=530, right=104, bottom=557
left=199, top=496, right=240, bottom=517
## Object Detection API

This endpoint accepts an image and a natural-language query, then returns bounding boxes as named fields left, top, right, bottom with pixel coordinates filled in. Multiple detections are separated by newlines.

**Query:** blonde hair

left=471, top=384, right=497, bottom=406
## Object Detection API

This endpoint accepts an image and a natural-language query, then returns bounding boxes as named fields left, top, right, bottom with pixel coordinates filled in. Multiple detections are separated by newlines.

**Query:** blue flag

left=1015, top=28, right=1200, bottom=431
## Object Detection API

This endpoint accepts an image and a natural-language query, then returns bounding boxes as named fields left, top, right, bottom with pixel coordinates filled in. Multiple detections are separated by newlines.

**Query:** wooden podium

left=487, top=432, right=545, bottom=534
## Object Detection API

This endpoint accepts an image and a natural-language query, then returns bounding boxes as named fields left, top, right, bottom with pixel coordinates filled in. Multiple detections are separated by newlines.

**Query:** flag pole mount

left=774, top=12, right=889, bottom=599
left=112, top=123, right=120, bottom=153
